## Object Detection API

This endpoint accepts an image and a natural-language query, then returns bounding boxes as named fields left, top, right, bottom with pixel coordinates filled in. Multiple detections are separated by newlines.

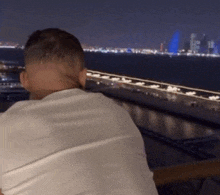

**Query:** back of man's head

left=21, top=28, right=87, bottom=100
left=24, top=28, right=84, bottom=69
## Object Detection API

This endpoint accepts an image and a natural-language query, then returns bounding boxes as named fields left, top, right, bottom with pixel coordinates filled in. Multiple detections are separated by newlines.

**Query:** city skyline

left=0, top=0, right=220, bottom=49
left=1, top=32, right=219, bottom=53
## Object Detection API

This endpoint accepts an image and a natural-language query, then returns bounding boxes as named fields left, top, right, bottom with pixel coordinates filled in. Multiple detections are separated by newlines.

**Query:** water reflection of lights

left=148, top=110, right=159, bottom=131
left=133, top=105, right=144, bottom=125
left=118, top=101, right=216, bottom=140
left=164, top=115, right=176, bottom=136
left=206, top=128, right=215, bottom=137
left=183, top=122, right=195, bottom=138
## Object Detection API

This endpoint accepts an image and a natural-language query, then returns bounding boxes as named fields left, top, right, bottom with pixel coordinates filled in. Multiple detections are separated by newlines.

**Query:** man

left=0, top=28, right=158, bottom=195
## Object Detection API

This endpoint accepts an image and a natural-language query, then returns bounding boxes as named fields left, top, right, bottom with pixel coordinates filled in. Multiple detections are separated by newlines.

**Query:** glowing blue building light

left=168, top=31, right=181, bottom=54
left=127, top=48, right=132, bottom=53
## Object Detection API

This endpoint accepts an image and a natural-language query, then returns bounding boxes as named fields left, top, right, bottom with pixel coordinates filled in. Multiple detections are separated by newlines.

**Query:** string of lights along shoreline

left=1, top=32, right=220, bottom=57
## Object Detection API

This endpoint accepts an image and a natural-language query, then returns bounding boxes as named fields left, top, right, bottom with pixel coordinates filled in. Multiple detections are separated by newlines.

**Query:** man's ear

left=20, top=71, right=30, bottom=91
left=78, top=68, right=87, bottom=88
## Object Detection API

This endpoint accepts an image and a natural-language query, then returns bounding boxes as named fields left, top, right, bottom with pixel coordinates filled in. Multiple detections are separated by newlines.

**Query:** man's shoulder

left=0, top=100, right=36, bottom=116
left=0, top=100, right=43, bottom=132
left=0, top=89, right=128, bottom=125
left=58, top=89, right=127, bottom=114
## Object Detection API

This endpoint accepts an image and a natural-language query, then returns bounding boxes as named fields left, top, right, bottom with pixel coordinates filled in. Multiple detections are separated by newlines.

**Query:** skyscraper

left=190, top=33, right=200, bottom=53
left=160, top=43, right=164, bottom=52
left=168, top=31, right=180, bottom=54
left=200, top=34, right=208, bottom=53
left=190, top=33, right=196, bottom=52
left=208, top=40, right=215, bottom=54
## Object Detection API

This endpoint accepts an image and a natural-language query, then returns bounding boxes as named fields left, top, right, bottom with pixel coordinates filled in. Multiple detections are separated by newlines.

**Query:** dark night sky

left=0, top=0, right=220, bottom=49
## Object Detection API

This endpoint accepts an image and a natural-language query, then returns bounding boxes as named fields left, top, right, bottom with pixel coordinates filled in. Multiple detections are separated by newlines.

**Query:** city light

left=1, top=33, right=220, bottom=58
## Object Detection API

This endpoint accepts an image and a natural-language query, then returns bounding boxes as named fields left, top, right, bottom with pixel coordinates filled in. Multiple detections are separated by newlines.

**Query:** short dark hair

left=24, top=28, right=84, bottom=71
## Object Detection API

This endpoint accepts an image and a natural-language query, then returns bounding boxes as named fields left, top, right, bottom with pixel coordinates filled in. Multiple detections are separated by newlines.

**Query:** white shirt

left=0, top=89, right=158, bottom=195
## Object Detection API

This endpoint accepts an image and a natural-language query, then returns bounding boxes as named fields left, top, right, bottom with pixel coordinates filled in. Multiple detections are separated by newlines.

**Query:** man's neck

left=29, top=90, right=59, bottom=100
left=29, top=86, right=85, bottom=100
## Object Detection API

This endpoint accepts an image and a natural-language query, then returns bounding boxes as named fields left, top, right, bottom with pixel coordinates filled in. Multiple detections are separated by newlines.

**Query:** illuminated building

left=208, top=40, right=215, bottom=54
left=200, top=34, right=208, bottom=53
left=160, top=43, right=164, bottom=52
left=190, top=33, right=200, bottom=53
left=168, top=31, right=180, bottom=54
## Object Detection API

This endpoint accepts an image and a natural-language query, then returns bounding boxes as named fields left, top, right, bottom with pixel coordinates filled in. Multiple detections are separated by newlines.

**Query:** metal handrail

left=153, top=159, right=220, bottom=186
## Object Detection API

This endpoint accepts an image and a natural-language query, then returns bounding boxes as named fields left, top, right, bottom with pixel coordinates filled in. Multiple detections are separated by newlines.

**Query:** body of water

left=85, top=52, right=220, bottom=92
left=0, top=48, right=220, bottom=91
